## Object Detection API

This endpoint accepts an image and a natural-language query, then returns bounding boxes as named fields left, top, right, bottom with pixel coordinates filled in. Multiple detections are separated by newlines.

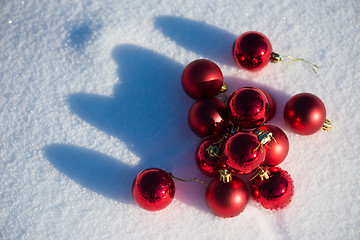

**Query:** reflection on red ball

left=224, top=131, right=265, bottom=174
left=250, top=167, right=294, bottom=210
left=195, top=135, right=227, bottom=176
left=228, top=87, right=270, bottom=129
left=188, top=98, right=230, bottom=138
left=206, top=175, right=249, bottom=218
left=233, top=31, right=273, bottom=71
left=256, top=125, right=289, bottom=166
left=132, top=168, right=175, bottom=211
left=259, top=89, right=276, bottom=123
left=181, top=59, right=224, bottom=99
left=284, top=93, right=326, bottom=135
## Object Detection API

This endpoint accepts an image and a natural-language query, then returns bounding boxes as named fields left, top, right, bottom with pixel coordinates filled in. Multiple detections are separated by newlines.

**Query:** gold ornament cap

left=322, top=119, right=332, bottom=131
left=218, top=169, right=232, bottom=183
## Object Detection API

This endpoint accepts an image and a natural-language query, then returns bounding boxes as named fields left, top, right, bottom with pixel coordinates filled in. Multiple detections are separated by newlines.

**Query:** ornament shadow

left=45, top=44, right=210, bottom=210
left=44, top=144, right=137, bottom=203
left=44, top=43, right=292, bottom=212
left=154, top=15, right=237, bottom=67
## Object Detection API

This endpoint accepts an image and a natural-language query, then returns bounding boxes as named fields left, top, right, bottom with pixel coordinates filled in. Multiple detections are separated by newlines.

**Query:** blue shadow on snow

left=154, top=15, right=238, bottom=67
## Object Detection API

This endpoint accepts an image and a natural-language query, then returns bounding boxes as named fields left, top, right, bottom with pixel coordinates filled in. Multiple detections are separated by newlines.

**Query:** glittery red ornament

left=188, top=98, right=230, bottom=138
left=250, top=167, right=294, bottom=210
left=132, top=168, right=175, bottom=211
left=284, top=93, right=331, bottom=135
left=195, top=135, right=227, bottom=177
left=256, top=125, right=289, bottom=166
left=181, top=59, right=224, bottom=99
left=228, top=87, right=270, bottom=129
left=224, top=131, right=265, bottom=174
left=233, top=31, right=272, bottom=71
left=206, top=175, right=249, bottom=218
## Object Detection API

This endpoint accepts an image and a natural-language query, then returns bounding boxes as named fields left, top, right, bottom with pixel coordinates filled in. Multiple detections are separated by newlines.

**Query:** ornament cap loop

left=322, top=119, right=332, bottom=131
left=220, top=82, right=228, bottom=94
left=218, top=169, right=232, bottom=183
left=250, top=167, right=271, bottom=182
left=270, top=52, right=282, bottom=63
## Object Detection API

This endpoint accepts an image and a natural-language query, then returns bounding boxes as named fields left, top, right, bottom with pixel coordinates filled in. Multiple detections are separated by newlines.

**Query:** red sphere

left=250, top=167, right=294, bottom=210
left=256, top=125, right=289, bottom=166
left=233, top=31, right=273, bottom=71
left=181, top=59, right=224, bottom=99
left=228, top=87, right=270, bottom=129
left=259, top=89, right=276, bottom=122
left=206, top=175, right=249, bottom=218
left=132, top=168, right=175, bottom=211
left=284, top=93, right=326, bottom=135
left=224, top=132, right=265, bottom=174
left=188, top=98, right=230, bottom=138
left=195, top=135, right=227, bottom=176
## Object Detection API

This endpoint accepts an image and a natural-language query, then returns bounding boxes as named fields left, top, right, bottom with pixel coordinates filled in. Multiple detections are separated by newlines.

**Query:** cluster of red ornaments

left=132, top=31, right=331, bottom=218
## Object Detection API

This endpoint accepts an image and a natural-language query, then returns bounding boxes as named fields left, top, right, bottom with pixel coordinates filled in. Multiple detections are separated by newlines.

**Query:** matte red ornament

left=250, top=167, right=294, bottom=210
left=228, top=87, right=270, bottom=129
left=284, top=93, right=328, bottom=135
left=233, top=31, right=272, bottom=71
left=188, top=98, right=230, bottom=138
left=224, top=131, right=265, bottom=174
left=256, top=125, right=289, bottom=166
left=195, top=135, right=227, bottom=176
left=132, top=168, right=175, bottom=211
left=181, top=59, right=224, bottom=99
left=206, top=175, right=249, bottom=218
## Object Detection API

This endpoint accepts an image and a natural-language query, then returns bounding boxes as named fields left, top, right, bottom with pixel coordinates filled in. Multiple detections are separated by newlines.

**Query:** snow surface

left=1, top=0, right=359, bottom=239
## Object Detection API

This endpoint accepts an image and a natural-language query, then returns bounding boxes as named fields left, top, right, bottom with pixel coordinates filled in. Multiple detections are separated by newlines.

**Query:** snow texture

left=1, top=0, right=359, bottom=239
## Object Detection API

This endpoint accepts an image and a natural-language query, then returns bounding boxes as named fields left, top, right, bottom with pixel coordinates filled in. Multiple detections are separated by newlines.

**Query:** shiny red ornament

left=256, top=125, right=289, bottom=166
left=228, top=87, right=270, bottom=129
left=233, top=31, right=272, bottom=71
left=181, top=59, right=224, bottom=99
left=284, top=93, right=327, bottom=135
left=206, top=175, right=249, bottom=218
left=250, top=167, right=294, bottom=210
left=195, top=135, right=227, bottom=176
left=188, top=97, right=230, bottom=138
left=260, top=89, right=276, bottom=122
left=132, top=168, right=175, bottom=211
left=224, top=131, right=265, bottom=174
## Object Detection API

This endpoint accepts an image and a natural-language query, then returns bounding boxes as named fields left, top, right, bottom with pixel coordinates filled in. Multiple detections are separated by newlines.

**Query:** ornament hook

left=254, top=129, right=276, bottom=152
left=250, top=167, right=271, bottom=182
left=168, top=172, right=208, bottom=186
left=270, top=52, right=319, bottom=74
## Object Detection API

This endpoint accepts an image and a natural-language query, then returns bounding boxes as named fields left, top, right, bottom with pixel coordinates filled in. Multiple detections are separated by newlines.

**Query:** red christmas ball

left=259, top=89, right=276, bottom=122
left=224, top=131, right=265, bottom=174
left=132, top=168, right=175, bottom=211
left=228, top=87, right=270, bottom=129
left=284, top=93, right=326, bottom=135
left=188, top=98, right=230, bottom=138
left=233, top=31, right=273, bottom=71
left=256, top=125, right=289, bottom=166
left=250, top=167, right=294, bottom=210
left=181, top=59, right=224, bottom=99
left=206, top=175, right=249, bottom=218
left=195, top=135, right=227, bottom=176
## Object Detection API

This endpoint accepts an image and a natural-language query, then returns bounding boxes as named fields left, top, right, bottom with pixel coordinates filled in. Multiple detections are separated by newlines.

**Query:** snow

left=1, top=0, right=359, bottom=239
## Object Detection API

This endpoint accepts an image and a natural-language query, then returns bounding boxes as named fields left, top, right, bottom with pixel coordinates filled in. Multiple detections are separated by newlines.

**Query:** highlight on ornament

left=233, top=31, right=319, bottom=73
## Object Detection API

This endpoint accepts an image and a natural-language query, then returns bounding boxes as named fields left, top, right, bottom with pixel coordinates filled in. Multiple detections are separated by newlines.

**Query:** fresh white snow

left=1, top=0, right=359, bottom=239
